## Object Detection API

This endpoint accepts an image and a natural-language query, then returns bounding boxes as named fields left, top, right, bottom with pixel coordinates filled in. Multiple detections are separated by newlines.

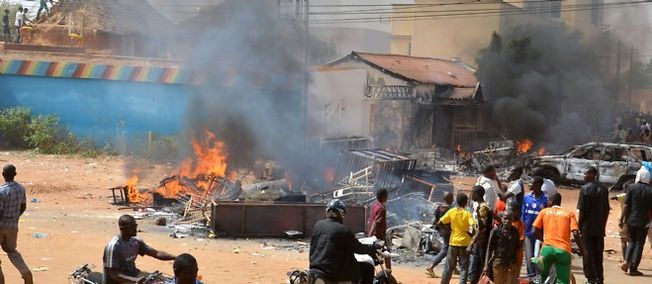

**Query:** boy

left=469, top=186, right=493, bottom=284
left=426, top=191, right=454, bottom=277
left=485, top=211, right=520, bottom=283
left=438, top=192, right=474, bottom=284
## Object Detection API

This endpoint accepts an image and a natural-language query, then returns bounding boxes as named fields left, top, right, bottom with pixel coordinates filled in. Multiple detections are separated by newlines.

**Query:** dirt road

left=0, top=151, right=651, bottom=283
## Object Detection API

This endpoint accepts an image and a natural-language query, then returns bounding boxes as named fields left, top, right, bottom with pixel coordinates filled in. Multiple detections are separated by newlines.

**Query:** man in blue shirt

left=521, top=176, right=548, bottom=279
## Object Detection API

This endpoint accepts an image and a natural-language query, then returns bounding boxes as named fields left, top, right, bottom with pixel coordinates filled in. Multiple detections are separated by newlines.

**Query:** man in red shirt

left=368, top=188, right=388, bottom=240
left=368, top=188, right=389, bottom=269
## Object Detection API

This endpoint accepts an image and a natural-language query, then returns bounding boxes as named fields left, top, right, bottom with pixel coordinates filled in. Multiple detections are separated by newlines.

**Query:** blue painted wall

left=0, top=75, right=194, bottom=145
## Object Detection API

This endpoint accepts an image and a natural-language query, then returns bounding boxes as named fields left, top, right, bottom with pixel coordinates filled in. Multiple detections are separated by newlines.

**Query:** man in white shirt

left=14, top=7, right=22, bottom=43
left=502, top=167, right=524, bottom=206
left=532, top=168, right=557, bottom=197
left=475, top=165, right=500, bottom=211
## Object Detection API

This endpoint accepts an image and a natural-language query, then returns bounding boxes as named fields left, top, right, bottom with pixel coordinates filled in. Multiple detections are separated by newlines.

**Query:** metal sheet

left=211, top=202, right=366, bottom=237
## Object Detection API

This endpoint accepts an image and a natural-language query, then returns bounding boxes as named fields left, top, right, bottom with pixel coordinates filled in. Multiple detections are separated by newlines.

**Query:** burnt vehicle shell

left=531, top=142, right=652, bottom=190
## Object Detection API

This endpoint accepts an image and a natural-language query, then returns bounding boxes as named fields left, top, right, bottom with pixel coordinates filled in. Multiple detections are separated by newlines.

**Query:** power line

left=308, top=0, right=651, bottom=24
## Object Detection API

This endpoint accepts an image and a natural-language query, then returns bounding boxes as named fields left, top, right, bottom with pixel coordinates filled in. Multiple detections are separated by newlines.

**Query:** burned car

left=531, top=142, right=652, bottom=190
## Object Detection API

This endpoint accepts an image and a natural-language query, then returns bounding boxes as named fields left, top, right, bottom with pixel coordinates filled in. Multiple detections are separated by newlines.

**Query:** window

left=629, top=147, right=652, bottom=161
left=591, top=146, right=603, bottom=160
left=524, top=0, right=561, bottom=19
left=571, top=146, right=592, bottom=159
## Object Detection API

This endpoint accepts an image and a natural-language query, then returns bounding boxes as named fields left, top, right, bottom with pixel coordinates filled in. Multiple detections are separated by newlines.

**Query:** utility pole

left=629, top=45, right=634, bottom=110
left=303, top=0, right=310, bottom=151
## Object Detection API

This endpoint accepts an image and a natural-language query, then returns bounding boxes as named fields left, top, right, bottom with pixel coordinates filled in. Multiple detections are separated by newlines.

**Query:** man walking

left=533, top=193, right=585, bottom=284
left=577, top=166, right=609, bottom=284
left=0, top=165, right=33, bottom=284
left=368, top=188, right=390, bottom=269
left=425, top=191, right=453, bottom=278
left=620, top=166, right=652, bottom=276
left=438, top=192, right=474, bottom=284
left=36, top=0, right=49, bottom=20
left=521, top=176, right=547, bottom=280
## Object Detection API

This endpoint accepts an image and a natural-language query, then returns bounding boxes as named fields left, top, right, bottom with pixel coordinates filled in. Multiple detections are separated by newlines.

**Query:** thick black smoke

left=178, top=0, right=309, bottom=178
left=475, top=25, right=616, bottom=152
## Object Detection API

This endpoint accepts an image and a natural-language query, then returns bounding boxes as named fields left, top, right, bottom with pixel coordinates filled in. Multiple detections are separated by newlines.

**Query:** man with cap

left=309, top=199, right=380, bottom=283
left=0, top=164, right=32, bottom=284
left=621, top=165, right=652, bottom=276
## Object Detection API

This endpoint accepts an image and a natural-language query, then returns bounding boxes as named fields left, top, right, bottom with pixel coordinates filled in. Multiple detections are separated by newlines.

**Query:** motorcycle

left=69, top=264, right=172, bottom=284
left=287, top=237, right=398, bottom=284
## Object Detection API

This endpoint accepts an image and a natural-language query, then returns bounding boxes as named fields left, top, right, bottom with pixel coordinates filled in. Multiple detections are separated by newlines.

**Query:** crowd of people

left=612, top=118, right=652, bottom=144
left=423, top=164, right=652, bottom=284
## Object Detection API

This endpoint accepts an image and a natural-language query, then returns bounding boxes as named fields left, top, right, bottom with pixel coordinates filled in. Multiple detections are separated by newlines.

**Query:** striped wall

left=0, top=58, right=200, bottom=85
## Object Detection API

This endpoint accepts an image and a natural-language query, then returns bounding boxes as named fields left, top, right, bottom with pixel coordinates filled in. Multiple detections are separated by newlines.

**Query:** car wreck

left=531, top=142, right=652, bottom=190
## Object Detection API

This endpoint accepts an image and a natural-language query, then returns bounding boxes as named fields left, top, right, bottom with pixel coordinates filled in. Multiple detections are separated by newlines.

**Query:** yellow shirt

left=440, top=207, right=475, bottom=247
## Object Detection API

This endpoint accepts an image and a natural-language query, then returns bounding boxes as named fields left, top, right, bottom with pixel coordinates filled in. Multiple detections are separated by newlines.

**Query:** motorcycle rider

left=103, top=215, right=177, bottom=284
left=309, top=199, right=381, bottom=284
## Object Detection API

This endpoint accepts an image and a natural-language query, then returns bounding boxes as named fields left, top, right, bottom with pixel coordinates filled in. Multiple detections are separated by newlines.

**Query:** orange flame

left=325, top=168, right=336, bottom=184
left=516, top=139, right=534, bottom=154
left=125, top=174, right=140, bottom=203
left=156, top=129, right=231, bottom=199
left=537, top=147, right=546, bottom=156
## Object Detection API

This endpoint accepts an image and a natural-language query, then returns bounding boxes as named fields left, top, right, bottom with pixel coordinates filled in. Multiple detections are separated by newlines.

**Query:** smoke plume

left=176, top=0, right=309, bottom=180
left=475, top=24, right=615, bottom=152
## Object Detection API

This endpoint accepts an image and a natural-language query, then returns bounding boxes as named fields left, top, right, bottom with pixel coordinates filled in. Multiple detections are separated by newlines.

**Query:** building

left=29, top=0, right=173, bottom=57
left=309, top=51, right=484, bottom=150
left=391, top=0, right=606, bottom=64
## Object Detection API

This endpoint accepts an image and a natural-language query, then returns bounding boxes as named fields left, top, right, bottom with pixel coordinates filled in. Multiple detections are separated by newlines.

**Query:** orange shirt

left=532, top=206, right=579, bottom=254
left=512, top=219, right=525, bottom=264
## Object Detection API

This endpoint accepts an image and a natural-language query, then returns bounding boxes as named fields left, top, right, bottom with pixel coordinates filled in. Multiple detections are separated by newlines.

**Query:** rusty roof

left=328, top=51, right=478, bottom=88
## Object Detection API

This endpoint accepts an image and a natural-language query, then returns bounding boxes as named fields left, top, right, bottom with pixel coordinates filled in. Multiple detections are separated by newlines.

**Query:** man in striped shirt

left=103, top=215, right=177, bottom=284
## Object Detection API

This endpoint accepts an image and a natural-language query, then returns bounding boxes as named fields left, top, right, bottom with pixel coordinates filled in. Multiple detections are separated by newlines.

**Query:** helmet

left=326, top=199, right=346, bottom=217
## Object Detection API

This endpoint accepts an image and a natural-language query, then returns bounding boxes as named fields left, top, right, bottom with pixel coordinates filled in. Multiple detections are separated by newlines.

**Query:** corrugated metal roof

left=329, top=51, right=478, bottom=88
left=438, top=86, right=479, bottom=100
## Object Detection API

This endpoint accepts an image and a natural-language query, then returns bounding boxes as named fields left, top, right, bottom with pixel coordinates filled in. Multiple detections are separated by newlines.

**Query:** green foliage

left=0, top=106, right=109, bottom=156
left=0, top=106, right=32, bottom=148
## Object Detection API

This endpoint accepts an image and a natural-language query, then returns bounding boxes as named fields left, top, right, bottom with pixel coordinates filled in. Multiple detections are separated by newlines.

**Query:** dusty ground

left=0, top=151, right=651, bottom=283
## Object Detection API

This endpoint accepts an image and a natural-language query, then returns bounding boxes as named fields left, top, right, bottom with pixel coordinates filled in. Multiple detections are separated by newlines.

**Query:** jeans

left=441, top=245, right=470, bottom=284
left=524, top=235, right=538, bottom=277
left=431, top=233, right=450, bottom=267
left=469, top=245, right=487, bottom=284
left=582, top=234, right=604, bottom=284
left=625, top=225, right=648, bottom=272
left=540, top=245, right=571, bottom=284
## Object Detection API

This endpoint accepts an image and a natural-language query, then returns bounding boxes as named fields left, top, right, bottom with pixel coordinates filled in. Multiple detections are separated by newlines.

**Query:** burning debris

left=457, top=139, right=548, bottom=173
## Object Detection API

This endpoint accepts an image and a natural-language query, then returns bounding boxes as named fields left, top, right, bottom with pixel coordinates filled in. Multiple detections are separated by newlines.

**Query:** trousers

left=540, top=245, right=571, bottom=284
left=441, top=245, right=470, bottom=284
left=469, top=245, right=487, bottom=284
left=582, top=234, right=604, bottom=284
left=625, top=225, right=648, bottom=272
left=0, top=228, right=31, bottom=277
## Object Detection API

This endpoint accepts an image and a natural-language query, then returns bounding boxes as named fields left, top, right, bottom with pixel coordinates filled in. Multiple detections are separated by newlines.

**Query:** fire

left=537, top=147, right=546, bottom=156
left=125, top=175, right=140, bottom=203
left=157, top=129, right=231, bottom=199
left=325, top=168, right=336, bottom=185
left=516, top=139, right=534, bottom=154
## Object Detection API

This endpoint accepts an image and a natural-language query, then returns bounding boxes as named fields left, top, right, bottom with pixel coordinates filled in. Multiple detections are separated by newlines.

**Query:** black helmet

left=326, top=199, right=346, bottom=216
